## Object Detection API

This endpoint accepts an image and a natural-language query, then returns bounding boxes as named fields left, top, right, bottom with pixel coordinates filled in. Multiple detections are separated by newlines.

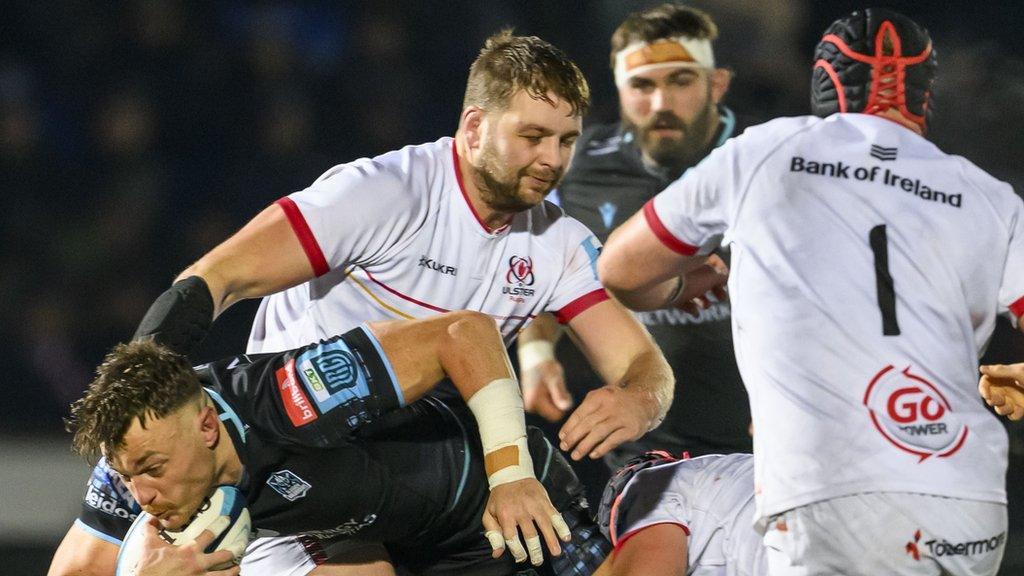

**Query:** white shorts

left=241, top=535, right=376, bottom=576
left=763, top=493, right=1006, bottom=576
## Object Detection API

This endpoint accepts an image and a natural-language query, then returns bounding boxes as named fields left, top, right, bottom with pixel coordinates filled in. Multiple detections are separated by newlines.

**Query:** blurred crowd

left=2, top=0, right=1022, bottom=436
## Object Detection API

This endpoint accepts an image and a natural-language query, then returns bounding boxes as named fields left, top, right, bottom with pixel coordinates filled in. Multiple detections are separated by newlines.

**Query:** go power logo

left=863, top=365, right=968, bottom=462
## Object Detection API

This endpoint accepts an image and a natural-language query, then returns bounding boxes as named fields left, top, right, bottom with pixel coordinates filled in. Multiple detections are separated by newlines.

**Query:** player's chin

left=517, top=182, right=552, bottom=205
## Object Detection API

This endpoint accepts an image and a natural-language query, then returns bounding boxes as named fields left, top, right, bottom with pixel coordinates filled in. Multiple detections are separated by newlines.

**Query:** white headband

left=614, top=36, right=715, bottom=87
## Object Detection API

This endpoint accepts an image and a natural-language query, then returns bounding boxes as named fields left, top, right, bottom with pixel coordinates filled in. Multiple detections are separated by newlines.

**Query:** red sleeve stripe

left=612, top=522, right=691, bottom=559
left=276, top=197, right=330, bottom=277
left=554, top=289, right=609, bottom=324
left=643, top=200, right=699, bottom=256
left=1010, top=295, right=1024, bottom=319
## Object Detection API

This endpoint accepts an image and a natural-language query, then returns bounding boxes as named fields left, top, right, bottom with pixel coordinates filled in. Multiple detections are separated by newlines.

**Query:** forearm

left=612, top=347, right=673, bottom=429
left=519, top=313, right=563, bottom=344
left=608, top=276, right=685, bottom=312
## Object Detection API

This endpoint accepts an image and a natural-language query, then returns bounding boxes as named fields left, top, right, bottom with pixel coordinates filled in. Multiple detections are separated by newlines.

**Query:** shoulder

left=302, top=138, right=452, bottom=207
left=523, top=201, right=599, bottom=248
left=736, top=115, right=822, bottom=146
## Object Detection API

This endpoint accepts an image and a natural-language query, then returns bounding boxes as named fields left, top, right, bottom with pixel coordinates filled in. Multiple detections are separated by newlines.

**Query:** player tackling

left=599, top=9, right=1014, bottom=575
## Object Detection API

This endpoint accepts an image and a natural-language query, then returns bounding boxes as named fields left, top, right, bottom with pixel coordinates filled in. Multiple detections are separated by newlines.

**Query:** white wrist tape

left=466, top=378, right=535, bottom=488
left=518, top=340, right=555, bottom=374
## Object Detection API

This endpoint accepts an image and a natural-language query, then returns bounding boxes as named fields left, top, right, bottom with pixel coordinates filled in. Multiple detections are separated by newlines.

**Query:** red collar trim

left=451, top=141, right=510, bottom=234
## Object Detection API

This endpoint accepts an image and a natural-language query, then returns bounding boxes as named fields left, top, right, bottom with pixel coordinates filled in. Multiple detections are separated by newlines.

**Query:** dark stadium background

left=1, top=1, right=1021, bottom=574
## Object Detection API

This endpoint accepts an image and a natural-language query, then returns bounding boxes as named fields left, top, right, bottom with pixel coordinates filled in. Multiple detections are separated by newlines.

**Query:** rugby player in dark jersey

left=53, top=312, right=608, bottom=576
left=519, top=4, right=751, bottom=471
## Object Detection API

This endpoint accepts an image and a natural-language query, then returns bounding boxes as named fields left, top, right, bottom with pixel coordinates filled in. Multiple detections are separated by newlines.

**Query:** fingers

left=559, top=396, right=600, bottom=451
left=546, top=371, right=574, bottom=412
left=566, top=418, right=619, bottom=460
left=979, top=364, right=1024, bottom=381
left=552, top=513, right=571, bottom=542
left=482, top=512, right=506, bottom=559
left=525, top=386, right=564, bottom=423
left=530, top=507, right=561, bottom=562
left=208, top=567, right=241, bottom=576
left=584, top=428, right=635, bottom=460
left=504, top=531, right=528, bottom=564
left=202, top=549, right=238, bottom=571
left=192, top=517, right=230, bottom=551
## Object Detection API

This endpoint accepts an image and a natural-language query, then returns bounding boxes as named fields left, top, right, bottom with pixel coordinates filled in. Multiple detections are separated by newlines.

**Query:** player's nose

left=650, top=87, right=674, bottom=112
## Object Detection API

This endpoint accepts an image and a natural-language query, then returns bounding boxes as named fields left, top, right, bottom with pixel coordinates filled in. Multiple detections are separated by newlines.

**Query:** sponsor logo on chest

left=502, top=255, right=536, bottom=302
left=267, top=469, right=312, bottom=501
left=418, top=255, right=458, bottom=276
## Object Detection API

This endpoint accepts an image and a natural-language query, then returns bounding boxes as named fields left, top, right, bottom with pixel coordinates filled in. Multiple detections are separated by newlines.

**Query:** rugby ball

left=115, top=485, right=252, bottom=576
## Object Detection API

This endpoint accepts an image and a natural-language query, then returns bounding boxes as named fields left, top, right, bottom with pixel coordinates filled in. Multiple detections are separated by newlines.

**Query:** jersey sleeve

left=546, top=219, right=610, bottom=324
left=608, top=464, right=692, bottom=552
left=645, top=136, right=744, bottom=256
left=206, top=326, right=404, bottom=449
left=278, top=162, right=424, bottom=276
left=76, top=458, right=140, bottom=545
left=999, top=192, right=1024, bottom=319
left=646, top=117, right=808, bottom=256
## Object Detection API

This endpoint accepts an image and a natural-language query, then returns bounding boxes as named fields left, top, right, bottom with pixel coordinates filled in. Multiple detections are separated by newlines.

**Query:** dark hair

left=610, top=4, right=718, bottom=68
left=67, top=340, right=202, bottom=462
left=463, top=29, right=590, bottom=117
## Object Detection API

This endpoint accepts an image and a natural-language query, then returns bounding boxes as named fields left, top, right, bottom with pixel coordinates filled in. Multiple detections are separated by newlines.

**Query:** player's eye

left=561, top=137, right=577, bottom=148
left=521, top=134, right=543, bottom=143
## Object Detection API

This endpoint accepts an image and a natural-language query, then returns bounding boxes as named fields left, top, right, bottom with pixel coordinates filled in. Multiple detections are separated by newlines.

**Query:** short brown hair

left=610, top=4, right=719, bottom=68
left=67, top=340, right=203, bottom=462
left=463, top=29, right=590, bottom=117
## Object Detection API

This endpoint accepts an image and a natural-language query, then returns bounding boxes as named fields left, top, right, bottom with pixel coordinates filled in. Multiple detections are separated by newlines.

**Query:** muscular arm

left=594, top=524, right=689, bottom=576
left=598, top=211, right=709, bottom=311
left=558, top=299, right=673, bottom=460
left=177, top=203, right=315, bottom=316
left=48, top=523, right=119, bottom=576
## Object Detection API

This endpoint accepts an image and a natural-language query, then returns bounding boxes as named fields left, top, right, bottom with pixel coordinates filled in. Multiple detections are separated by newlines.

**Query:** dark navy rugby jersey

left=552, top=108, right=753, bottom=463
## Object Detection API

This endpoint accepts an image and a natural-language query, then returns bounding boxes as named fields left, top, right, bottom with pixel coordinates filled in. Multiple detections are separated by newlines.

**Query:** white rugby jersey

left=645, top=113, right=1021, bottom=522
left=608, top=454, right=766, bottom=576
left=248, top=137, right=607, bottom=353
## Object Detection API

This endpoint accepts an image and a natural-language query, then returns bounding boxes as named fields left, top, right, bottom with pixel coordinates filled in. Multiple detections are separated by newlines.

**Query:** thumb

left=547, top=374, right=574, bottom=411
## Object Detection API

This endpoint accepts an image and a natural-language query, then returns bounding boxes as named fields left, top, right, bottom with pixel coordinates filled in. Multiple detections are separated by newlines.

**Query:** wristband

left=466, top=378, right=536, bottom=488
left=518, top=340, right=556, bottom=374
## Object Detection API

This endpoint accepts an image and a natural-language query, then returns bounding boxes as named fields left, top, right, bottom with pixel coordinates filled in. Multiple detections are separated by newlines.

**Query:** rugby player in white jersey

left=594, top=451, right=766, bottom=576
left=56, top=30, right=681, bottom=576
left=600, top=9, right=1015, bottom=576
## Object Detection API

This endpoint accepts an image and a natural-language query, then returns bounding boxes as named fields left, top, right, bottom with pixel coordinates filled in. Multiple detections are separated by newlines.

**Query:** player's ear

left=461, top=106, right=486, bottom=155
left=197, top=405, right=220, bottom=448
left=710, top=68, right=732, bottom=104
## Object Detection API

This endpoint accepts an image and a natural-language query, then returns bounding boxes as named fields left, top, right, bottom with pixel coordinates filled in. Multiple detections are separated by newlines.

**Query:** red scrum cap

left=811, top=8, right=937, bottom=131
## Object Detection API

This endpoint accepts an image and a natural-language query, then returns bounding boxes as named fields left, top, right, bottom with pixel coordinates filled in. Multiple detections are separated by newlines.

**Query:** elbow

left=597, top=251, right=638, bottom=299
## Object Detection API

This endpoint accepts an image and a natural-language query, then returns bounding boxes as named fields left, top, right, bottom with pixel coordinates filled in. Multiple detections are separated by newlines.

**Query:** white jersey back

left=609, top=454, right=766, bottom=576
left=646, top=114, right=1021, bottom=522
left=248, top=137, right=606, bottom=353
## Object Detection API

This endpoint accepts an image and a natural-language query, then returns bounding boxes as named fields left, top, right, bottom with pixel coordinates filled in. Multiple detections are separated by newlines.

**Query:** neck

left=871, top=108, right=924, bottom=135
left=213, top=419, right=244, bottom=486
left=454, top=132, right=516, bottom=232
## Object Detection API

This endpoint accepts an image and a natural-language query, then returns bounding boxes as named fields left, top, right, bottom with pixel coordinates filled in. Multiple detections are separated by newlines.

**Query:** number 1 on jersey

left=869, top=224, right=900, bottom=336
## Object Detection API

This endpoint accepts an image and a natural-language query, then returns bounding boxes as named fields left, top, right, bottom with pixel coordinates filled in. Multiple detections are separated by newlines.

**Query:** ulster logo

left=863, top=365, right=968, bottom=462
left=506, top=256, right=535, bottom=285
left=503, top=255, right=536, bottom=301
left=870, top=144, right=898, bottom=161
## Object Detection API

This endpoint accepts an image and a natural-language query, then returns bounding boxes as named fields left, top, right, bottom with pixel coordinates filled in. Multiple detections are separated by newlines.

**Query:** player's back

left=717, top=113, right=1019, bottom=519
left=604, top=453, right=765, bottom=576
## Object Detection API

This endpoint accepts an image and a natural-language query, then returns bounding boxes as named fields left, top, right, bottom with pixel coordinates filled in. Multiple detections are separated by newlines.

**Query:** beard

left=470, top=139, right=563, bottom=213
left=625, top=99, right=718, bottom=172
